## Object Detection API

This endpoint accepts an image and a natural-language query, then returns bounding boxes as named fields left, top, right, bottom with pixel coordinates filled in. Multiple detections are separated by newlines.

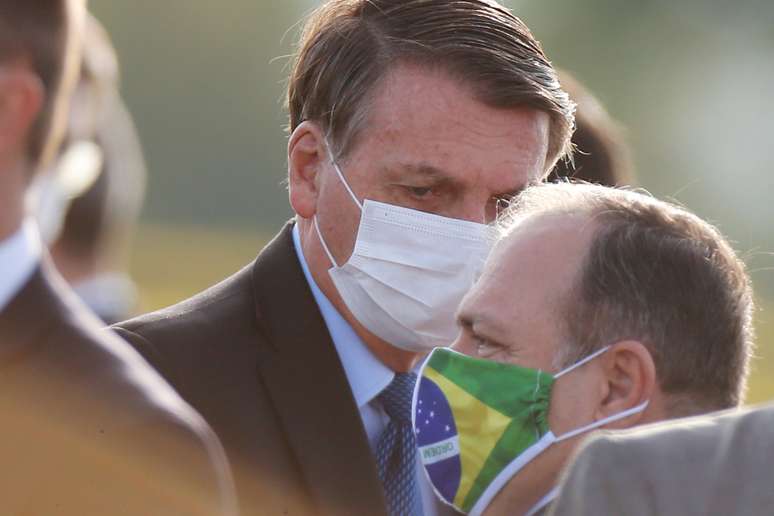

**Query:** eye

left=404, top=185, right=434, bottom=199
left=473, top=336, right=500, bottom=358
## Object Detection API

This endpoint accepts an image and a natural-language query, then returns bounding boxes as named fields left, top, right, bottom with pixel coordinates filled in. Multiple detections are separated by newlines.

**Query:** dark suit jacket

left=113, top=223, right=389, bottom=516
left=0, top=262, right=237, bottom=515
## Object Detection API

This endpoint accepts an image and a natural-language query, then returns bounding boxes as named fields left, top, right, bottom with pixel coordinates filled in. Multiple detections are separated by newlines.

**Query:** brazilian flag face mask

left=412, top=346, right=648, bottom=515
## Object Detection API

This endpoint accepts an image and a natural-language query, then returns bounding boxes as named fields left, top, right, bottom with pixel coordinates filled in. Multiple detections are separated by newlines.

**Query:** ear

left=595, top=340, right=656, bottom=428
left=288, top=121, right=328, bottom=219
left=0, top=66, right=44, bottom=157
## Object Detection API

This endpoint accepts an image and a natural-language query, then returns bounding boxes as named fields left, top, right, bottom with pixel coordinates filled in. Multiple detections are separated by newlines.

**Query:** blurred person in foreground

left=548, top=70, right=635, bottom=187
left=112, top=1, right=575, bottom=514
left=31, top=13, right=145, bottom=324
left=551, top=401, right=774, bottom=514
left=0, top=2, right=236, bottom=514
left=412, top=183, right=754, bottom=515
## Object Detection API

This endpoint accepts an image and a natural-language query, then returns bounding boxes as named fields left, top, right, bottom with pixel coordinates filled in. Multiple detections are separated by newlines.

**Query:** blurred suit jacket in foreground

left=550, top=403, right=774, bottom=516
left=0, top=257, right=238, bottom=515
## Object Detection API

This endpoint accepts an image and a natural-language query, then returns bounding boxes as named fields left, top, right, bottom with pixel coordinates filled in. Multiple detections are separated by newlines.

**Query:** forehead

left=461, top=214, right=595, bottom=354
left=350, top=63, right=550, bottom=185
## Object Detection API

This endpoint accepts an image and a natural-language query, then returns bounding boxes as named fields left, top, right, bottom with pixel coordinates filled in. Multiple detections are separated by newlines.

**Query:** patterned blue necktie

left=376, top=372, right=423, bottom=516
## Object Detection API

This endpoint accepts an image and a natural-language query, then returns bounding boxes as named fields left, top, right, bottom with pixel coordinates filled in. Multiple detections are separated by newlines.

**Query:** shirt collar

left=0, top=219, right=42, bottom=314
left=292, top=223, right=393, bottom=408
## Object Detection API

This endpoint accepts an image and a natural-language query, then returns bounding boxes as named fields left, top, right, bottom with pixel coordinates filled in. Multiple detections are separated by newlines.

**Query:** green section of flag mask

left=412, top=348, right=554, bottom=513
left=413, top=345, right=626, bottom=515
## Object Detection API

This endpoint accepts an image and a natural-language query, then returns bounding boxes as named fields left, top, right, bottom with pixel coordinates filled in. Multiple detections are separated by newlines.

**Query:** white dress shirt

left=292, top=225, right=441, bottom=516
left=0, top=219, right=42, bottom=314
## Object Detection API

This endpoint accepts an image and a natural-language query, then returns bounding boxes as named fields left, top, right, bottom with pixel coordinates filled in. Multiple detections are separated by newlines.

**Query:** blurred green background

left=90, top=1, right=774, bottom=403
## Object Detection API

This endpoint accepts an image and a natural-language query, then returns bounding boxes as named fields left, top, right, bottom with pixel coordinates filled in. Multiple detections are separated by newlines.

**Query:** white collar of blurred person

left=71, top=272, right=138, bottom=325
left=312, top=143, right=495, bottom=354
left=0, top=219, right=42, bottom=313
left=28, top=140, right=103, bottom=244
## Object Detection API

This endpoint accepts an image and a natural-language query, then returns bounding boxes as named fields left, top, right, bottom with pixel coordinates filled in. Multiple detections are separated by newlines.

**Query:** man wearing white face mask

left=414, top=183, right=754, bottom=516
left=113, top=1, right=575, bottom=514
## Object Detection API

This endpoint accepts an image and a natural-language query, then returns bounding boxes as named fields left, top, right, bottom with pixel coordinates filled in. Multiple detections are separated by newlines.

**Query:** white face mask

left=313, top=148, right=495, bottom=352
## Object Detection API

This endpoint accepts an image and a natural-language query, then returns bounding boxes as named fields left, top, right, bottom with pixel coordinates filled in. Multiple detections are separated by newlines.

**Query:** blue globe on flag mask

left=413, top=376, right=461, bottom=504
left=411, top=347, right=555, bottom=515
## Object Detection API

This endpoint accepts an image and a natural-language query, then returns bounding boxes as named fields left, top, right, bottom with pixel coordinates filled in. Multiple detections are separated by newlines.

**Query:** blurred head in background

left=287, top=0, right=576, bottom=371
left=548, top=70, right=635, bottom=187
left=32, top=13, right=147, bottom=323
left=0, top=0, right=83, bottom=240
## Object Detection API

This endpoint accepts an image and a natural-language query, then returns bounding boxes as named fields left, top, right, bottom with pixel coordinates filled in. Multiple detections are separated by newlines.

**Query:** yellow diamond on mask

left=423, top=366, right=513, bottom=508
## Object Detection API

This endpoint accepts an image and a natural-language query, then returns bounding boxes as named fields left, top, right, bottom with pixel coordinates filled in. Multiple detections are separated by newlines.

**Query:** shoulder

left=38, top=274, right=225, bottom=454
left=113, top=261, right=262, bottom=370
left=6, top=271, right=238, bottom=514
left=552, top=405, right=774, bottom=516
left=575, top=404, right=774, bottom=465
left=112, top=223, right=303, bottom=373
left=116, top=260, right=256, bottom=343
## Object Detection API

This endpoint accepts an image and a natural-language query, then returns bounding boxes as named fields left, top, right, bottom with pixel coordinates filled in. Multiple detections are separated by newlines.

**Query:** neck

left=484, top=440, right=570, bottom=516
left=0, top=162, right=27, bottom=243
left=296, top=217, right=421, bottom=373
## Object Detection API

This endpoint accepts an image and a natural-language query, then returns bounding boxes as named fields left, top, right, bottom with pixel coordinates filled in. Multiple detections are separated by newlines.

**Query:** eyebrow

left=382, top=162, right=533, bottom=199
left=457, top=309, right=496, bottom=335
left=381, top=162, right=456, bottom=184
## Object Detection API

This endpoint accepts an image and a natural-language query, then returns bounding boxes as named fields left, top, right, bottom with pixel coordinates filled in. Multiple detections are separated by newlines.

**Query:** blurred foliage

left=130, top=223, right=271, bottom=311
left=91, top=0, right=774, bottom=296
left=748, top=301, right=774, bottom=405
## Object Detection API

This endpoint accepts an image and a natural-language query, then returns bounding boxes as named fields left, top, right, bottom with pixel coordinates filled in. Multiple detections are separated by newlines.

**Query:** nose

left=453, top=195, right=496, bottom=224
left=450, top=330, right=472, bottom=355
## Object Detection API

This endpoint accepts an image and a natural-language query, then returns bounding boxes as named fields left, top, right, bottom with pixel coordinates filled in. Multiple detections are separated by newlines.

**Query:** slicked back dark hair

left=287, top=0, right=575, bottom=169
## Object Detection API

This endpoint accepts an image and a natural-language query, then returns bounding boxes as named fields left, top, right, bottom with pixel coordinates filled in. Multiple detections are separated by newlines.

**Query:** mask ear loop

left=313, top=216, right=340, bottom=268
left=554, top=400, right=650, bottom=442
left=312, top=140, right=364, bottom=269
left=325, top=139, right=363, bottom=210
left=551, top=344, right=650, bottom=441
left=553, top=345, right=610, bottom=380
left=525, top=486, right=561, bottom=516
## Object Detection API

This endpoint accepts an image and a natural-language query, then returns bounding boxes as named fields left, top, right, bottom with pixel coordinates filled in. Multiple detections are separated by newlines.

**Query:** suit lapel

left=252, top=222, right=388, bottom=516
left=0, top=264, right=64, bottom=367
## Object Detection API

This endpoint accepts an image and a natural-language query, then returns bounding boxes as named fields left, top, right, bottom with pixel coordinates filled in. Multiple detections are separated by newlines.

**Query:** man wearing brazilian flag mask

left=413, top=183, right=754, bottom=515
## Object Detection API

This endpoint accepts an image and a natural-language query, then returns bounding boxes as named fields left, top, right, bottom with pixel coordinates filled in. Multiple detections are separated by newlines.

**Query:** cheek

left=315, top=179, right=363, bottom=263
left=546, top=373, right=596, bottom=435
